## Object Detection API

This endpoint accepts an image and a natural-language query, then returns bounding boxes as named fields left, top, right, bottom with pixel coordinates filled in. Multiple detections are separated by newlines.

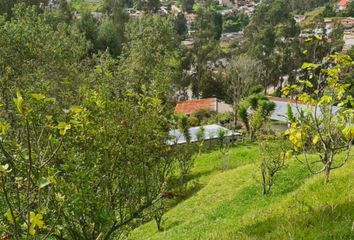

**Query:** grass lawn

left=127, top=142, right=354, bottom=240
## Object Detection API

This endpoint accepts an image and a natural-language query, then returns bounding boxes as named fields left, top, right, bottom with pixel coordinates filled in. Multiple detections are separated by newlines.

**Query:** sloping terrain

left=128, top=143, right=354, bottom=240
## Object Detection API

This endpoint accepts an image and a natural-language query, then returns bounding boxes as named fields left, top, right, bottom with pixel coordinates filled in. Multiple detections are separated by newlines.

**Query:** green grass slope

left=128, top=143, right=354, bottom=240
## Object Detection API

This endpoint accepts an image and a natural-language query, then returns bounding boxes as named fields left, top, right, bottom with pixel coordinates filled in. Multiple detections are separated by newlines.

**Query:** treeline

left=287, top=0, right=333, bottom=13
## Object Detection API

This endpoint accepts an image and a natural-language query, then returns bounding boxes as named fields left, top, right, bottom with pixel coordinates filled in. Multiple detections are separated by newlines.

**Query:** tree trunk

left=325, top=162, right=332, bottom=183
left=261, top=166, right=267, bottom=195
left=233, top=103, right=239, bottom=129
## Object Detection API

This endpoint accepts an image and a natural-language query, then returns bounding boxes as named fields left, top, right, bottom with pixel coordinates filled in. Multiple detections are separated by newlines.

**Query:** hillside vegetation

left=128, top=143, right=354, bottom=240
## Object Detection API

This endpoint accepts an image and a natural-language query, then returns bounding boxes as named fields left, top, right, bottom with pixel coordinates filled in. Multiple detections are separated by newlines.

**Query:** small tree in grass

left=259, top=137, right=289, bottom=195
left=217, top=128, right=231, bottom=170
left=238, top=87, right=275, bottom=141
left=196, top=126, right=205, bottom=155
left=282, top=53, right=354, bottom=183
left=177, top=116, right=196, bottom=193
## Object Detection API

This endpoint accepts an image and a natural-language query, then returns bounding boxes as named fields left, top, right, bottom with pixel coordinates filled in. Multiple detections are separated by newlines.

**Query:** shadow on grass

left=236, top=201, right=354, bottom=240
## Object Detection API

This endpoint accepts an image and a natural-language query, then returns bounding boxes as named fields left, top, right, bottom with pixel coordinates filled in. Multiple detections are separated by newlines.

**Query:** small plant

left=196, top=126, right=205, bottom=155
left=259, top=137, right=290, bottom=195
left=217, top=129, right=230, bottom=170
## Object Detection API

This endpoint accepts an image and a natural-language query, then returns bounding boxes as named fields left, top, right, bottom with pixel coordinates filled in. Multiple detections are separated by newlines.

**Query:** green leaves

left=301, top=62, right=320, bottom=70
left=342, top=126, right=354, bottom=140
left=13, top=91, right=25, bottom=115
left=56, top=122, right=71, bottom=136
left=37, top=177, right=51, bottom=189
left=0, top=164, right=11, bottom=173
left=30, top=93, right=46, bottom=101
left=0, top=121, right=10, bottom=135
left=318, top=95, right=332, bottom=105
left=23, top=212, right=45, bottom=236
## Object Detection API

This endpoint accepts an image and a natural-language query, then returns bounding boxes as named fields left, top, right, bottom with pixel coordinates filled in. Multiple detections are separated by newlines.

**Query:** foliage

left=238, top=89, right=275, bottom=140
left=188, top=0, right=220, bottom=98
left=245, top=0, right=301, bottom=93
left=259, top=137, right=289, bottom=194
left=223, top=12, right=249, bottom=33
left=179, top=0, right=194, bottom=13
left=119, top=15, right=182, bottom=100
left=190, top=108, right=216, bottom=126
left=225, top=55, right=263, bottom=128
left=282, top=53, right=354, bottom=182
left=0, top=5, right=182, bottom=239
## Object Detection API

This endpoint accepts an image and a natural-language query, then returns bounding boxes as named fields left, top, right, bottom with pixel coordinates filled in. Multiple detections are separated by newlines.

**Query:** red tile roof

left=175, top=98, right=216, bottom=115
left=338, top=0, right=349, bottom=7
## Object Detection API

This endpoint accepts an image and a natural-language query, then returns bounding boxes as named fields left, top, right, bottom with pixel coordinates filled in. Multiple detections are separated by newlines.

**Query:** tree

left=0, top=4, right=88, bottom=111
left=119, top=15, right=182, bottom=100
left=0, top=91, right=66, bottom=239
left=245, top=0, right=300, bottom=93
left=0, top=6, right=179, bottom=239
left=180, top=0, right=194, bottom=13
left=259, top=137, right=288, bottom=195
left=322, top=3, right=336, bottom=18
left=189, top=0, right=220, bottom=98
left=76, top=10, right=99, bottom=54
left=175, top=116, right=196, bottom=192
left=134, top=0, right=160, bottom=13
left=175, top=12, right=188, bottom=37
left=282, top=53, right=354, bottom=183
left=97, top=18, right=121, bottom=57
left=226, top=55, right=263, bottom=128
left=0, top=0, right=48, bottom=19
left=238, top=87, right=275, bottom=140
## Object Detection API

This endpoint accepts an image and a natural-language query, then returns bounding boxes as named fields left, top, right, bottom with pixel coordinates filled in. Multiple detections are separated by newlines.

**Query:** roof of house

left=338, top=0, right=349, bottom=7
left=167, top=124, right=241, bottom=145
left=268, top=97, right=339, bottom=122
left=175, top=98, right=216, bottom=115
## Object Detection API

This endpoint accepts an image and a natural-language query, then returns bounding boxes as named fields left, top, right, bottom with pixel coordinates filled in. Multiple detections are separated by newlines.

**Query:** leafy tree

left=0, top=4, right=88, bottom=109
left=238, top=88, right=275, bottom=140
left=259, top=137, right=289, bottom=195
left=0, top=6, right=180, bottom=239
left=97, top=18, right=122, bottom=57
left=245, top=0, right=300, bottom=93
left=282, top=53, right=354, bottom=183
left=189, top=0, right=220, bottom=98
left=104, top=1, right=128, bottom=43
left=0, top=91, right=66, bottom=238
left=343, top=2, right=354, bottom=17
left=223, top=12, right=249, bottom=33
left=0, top=0, right=48, bottom=19
left=176, top=116, right=196, bottom=192
left=226, top=55, right=263, bottom=128
left=175, top=12, right=188, bottom=37
left=322, top=3, right=336, bottom=17
left=119, top=15, right=182, bottom=99
left=76, top=10, right=99, bottom=53
left=180, top=0, right=194, bottom=13
left=134, top=0, right=160, bottom=13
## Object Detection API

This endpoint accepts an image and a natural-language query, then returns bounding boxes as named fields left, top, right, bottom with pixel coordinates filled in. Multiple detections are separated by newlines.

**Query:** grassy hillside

left=128, top=143, right=354, bottom=240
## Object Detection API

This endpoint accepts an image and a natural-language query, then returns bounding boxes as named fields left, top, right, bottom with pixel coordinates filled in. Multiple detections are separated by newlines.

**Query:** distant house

left=175, top=98, right=233, bottom=115
left=167, top=124, right=242, bottom=145
left=337, top=0, right=351, bottom=11
left=218, top=0, right=234, bottom=7
left=294, top=15, right=306, bottom=23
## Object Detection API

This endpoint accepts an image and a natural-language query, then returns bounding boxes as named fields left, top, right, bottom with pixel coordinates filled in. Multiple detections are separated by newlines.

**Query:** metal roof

left=167, top=124, right=241, bottom=145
